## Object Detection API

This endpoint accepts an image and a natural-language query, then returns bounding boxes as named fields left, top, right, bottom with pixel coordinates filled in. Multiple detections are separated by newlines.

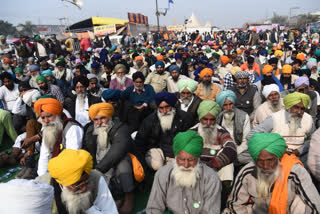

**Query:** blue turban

left=216, top=90, right=237, bottom=107
left=70, top=56, right=76, bottom=61
left=41, top=69, right=53, bottom=77
left=91, top=61, right=100, bottom=69
left=169, top=65, right=180, bottom=73
left=155, top=92, right=177, bottom=107
left=102, top=89, right=121, bottom=102
left=175, top=53, right=182, bottom=60
left=155, top=61, right=165, bottom=68
left=99, top=49, right=109, bottom=63
left=111, top=54, right=121, bottom=61
left=29, top=64, right=40, bottom=71
left=259, top=49, right=267, bottom=56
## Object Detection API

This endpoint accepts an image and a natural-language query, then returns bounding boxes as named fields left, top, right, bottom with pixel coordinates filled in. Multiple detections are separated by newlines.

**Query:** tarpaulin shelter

left=68, top=17, right=129, bottom=31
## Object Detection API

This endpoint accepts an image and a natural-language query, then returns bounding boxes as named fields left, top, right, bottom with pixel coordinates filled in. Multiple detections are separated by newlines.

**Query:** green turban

left=178, top=79, right=198, bottom=93
left=36, top=75, right=47, bottom=84
left=173, top=130, right=203, bottom=157
left=248, top=133, right=287, bottom=161
left=34, top=35, right=40, bottom=41
left=212, top=52, right=220, bottom=59
left=14, top=67, right=23, bottom=74
left=0, top=35, right=5, bottom=40
left=197, top=100, right=220, bottom=120
left=283, top=92, right=310, bottom=110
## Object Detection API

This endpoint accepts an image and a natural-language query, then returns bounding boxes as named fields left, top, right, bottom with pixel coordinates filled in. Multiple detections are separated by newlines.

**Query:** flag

left=169, top=0, right=174, bottom=3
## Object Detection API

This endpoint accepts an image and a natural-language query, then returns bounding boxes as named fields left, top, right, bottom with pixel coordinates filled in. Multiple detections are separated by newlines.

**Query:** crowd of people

left=0, top=27, right=320, bottom=214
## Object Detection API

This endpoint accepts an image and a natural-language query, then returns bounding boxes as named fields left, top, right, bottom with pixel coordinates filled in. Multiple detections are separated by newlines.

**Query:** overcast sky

left=1, top=0, right=319, bottom=29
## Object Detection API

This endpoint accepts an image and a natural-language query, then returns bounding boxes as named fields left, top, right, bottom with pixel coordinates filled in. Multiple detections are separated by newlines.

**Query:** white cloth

left=36, top=42, right=48, bottom=57
left=75, top=96, right=90, bottom=127
left=0, top=179, right=54, bottom=214
left=262, top=84, right=279, bottom=98
left=179, top=95, right=194, bottom=112
left=0, top=83, right=19, bottom=112
left=37, top=125, right=83, bottom=176
left=12, top=97, right=27, bottom=116
left=22, top=89, right=41, bottom=107
left=166, top=75, right=190, bottom=93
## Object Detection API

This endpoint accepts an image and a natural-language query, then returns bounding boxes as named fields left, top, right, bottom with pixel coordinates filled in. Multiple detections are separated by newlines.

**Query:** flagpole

left=155, top=0, right=160, bottom=32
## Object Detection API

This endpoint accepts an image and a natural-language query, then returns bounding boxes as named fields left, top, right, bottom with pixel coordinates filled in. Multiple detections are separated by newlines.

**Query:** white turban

left=22, top=89, right=41, bottom=107
left=262, top=84, right=280, bottom=98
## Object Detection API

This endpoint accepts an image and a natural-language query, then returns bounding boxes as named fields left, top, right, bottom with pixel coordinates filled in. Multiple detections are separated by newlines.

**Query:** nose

left=43, top=117, right=50, bottom=124
left=226, top=105, right=232, bottom=111
left=297, top=108, right=303, bottom=115
left=183, top=160, right=190, bottom=169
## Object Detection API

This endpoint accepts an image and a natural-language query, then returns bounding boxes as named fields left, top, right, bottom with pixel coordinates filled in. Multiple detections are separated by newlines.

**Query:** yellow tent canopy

left=92, top=17, right=128, bottom=25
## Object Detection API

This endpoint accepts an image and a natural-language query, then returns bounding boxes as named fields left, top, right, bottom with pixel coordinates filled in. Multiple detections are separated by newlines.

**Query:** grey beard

left=181, top=95, right=193, bottom=107
left=61, top=185, right=93, bottom=214
left=41, top=117, right=63, bottom=152
left=77, top=93, right=86, bottom=109
left=288, top=112, right=302, bottom=136
left=223, top=110, right=234, bottom=128
left=31, top=74, right=39, bottom=82
left=198, top=123, right=217, bottom=148
left=93, top=121, right=114, bottom=163
left=157, top=108, right=176, bottom=132
left=267, top=100, right=282, bottom=112
left=134, top=85, right=144, bottom=91
left=116, top=76, right=126, bottom=86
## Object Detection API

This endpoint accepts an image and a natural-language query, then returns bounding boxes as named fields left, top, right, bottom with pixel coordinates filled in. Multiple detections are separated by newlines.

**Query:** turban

left=102, top=89, right=121, bottom=102
left=220, top=56, right=230, bottom=64
left=155, top=61, right=165, bottom=68
left=55, top=61, right=65, bottom=67
left=111, top=54, right=121, bottom=61
left=73, top=76, right=89, bottom=88
left=296, top=53, right=305, bottom=61
left=175, top=53, right=182, bottom=60
left=234, top=70, right=249, bottom=79
left=248, top=133, right=287, bottom=162
left=268, top=57, right=278, bottom=65
left=178, top=79, right=198, bottom=93
left=41, top=69, right=53, bottom=77
left=197, top=100, right=220, bottom=120
left=34, top=98, right=63, bottom=116
left=22, top=89, right=41, bottom=107
left=29, top=64, right=40, bottom=71
left=315, top=49, right=320, bottom=57
left=262, top=84, right=279, bottom=98
left=169, top=64, right=180, bottom=73
left=168, top=50, right=174, bottom=54
left=87, top=73, right=98, bottom=81
left=0, top=35, right=5, bottom=40
left=307, top=61, right=317, bottom=70
left=14, top=67, right=23, bottom=74
left=199, top=68, right=213, bottom=79
left=88, top=103, right=114, bottom=120
left=3, top=57, right=12, bottom=64
left=212, top=52, right=220, bottom=59
left=156, top=55, right=165, bottom=61
left=283, top=92, right=310, bottom=110
left=114, top=64, right=127, bottom=73
left=48, top=149, right=93, bottom=186
left=262, top=65, right=273, bottom=75
left=70, top=56, right=76, bottom=61
left=49, top=53, right=55, bottom=58
left=294, top=76, right=309, bottom=88
left=36, top=75, right=47, bottom=84
left=75, top=59, right=82, bottom=64
left=91, top=61, right=100, bottom=69
left=274, top=50, right=283, bottom=57
left=34, top=35, right=40, bottom=41
left=135, top=56, right=143, bottom=62
left=155, top=92, right=177, bottom=107
left=282, top=64, right=292, bottom=74
left=216, top=90, right=236, bottom=107
left=132, top=71, right=145, bottom=82
left=173, top=130, right=203, bottom=157
left=231, top=66, right=241, bottom=76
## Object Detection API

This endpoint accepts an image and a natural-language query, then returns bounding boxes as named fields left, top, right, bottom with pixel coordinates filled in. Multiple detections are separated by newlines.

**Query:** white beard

left=198, top=123, right=217, bottom=148
left=16, top=76, right=24, bottom=81
left=56, top=70, right=65, bottom=79
left=31, top=74, right=39, bottom=82
left=93, top=120, right=114, bottom=163
left=157, top=108, right=175, bottom=132
left=116, top=76, right=126, bottom=86
left=310, top=72, right=318, bottom=81
left=172, top=160, right=200, bottom=188
left=40, top=117, right=63, bottom=152
left=267, top=100, right=282, bottom=112
left=61, top=186, right=92, bottom=214
left=77, top=93, right=86, bottom=109
left=223, top=110, right=234, bottom=129
left=256, top=162, right=281, bottom=204
left=181, top=95, right=193, bottom=107
left=288, top=112, right=302, bottom=136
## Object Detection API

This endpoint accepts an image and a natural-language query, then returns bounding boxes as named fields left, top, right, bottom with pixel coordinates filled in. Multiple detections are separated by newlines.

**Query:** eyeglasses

left=68, top=174, right=89, bottom=192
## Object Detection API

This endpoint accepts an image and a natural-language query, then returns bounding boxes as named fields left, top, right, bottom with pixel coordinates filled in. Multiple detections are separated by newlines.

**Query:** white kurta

left=0, top=83, right=19, bottom=112
left=75, top=97, right=90, bottom=127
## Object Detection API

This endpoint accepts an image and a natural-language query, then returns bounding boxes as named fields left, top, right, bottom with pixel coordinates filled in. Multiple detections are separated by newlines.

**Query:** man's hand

left=21, top=136, right=38, bottom=149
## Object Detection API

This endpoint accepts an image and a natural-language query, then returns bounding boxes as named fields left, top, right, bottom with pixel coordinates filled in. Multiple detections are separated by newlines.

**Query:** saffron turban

left=48, top=149, right=93, bottom=186
left=216, top=90, right=236, bottom=107
left=34, top=98, right=63, bottom=116
left=135, top=56, right=143, bottom=62
left=155, top=92, right=177, bottom=107
left=220, top=56, right=230, bottom=64
left=248, top=133, right=287, bottom=162
left=156, top=55, right=165, bottom=61
left=274, top=50, right=283, bottom=57
left=199, top=68, right=213, bottom=79
left=262, top=84, right=279, bottom=98
left=234, top=71, right=249, bottom=79
left=22, top=89, right=41, bottom=107
left=282, top=64, right=292, bottom=74
left=197, top=100, right=220, bottom=120
left=41, top=69, right=53, bottom=77
left=283, top=92, right=310, bottom=110
left=231, top=66, right=241, bottom=76
left=262, top=65, right=273, bottom=75
left=36, top=75, right=47, bottom=84
left=178, top=79, right=198, bottom=93
left=296, top=53, right=305, bottom=61
left=155, top=60, right=165, bottom=68
left=294, top=76, right=309, bottom=89
left=102, top=89, right=121, bottom=102
left=88, top=103, right=114, bottom=120
left=173, top=130, right=203, bottom=157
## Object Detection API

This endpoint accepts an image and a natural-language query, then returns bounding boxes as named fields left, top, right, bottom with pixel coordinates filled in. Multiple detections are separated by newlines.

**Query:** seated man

left=87, top=73, right=104, bottom=97
left=36, top=75, right=64, bottom=104
left=83, top=103, right=134, bottom=214
left=216, top=90, right=251, bottom=165
left=175, top=79, right=202, bottom=123
left=144, top=61, right=170, bottom=93
left=194, top=68, right=221, bottom=101
left=34, top=97, right=83, bottom=176
left=248, top=92, right=315, bottom=165
left=253, top=84, right=284, bottom=127
left=109, top=64, right=133, bottom=91
left=276, top=64, right=299, bottom=90
left=147, top=130, right=222, bottom=214
left=101, top=89, right=123, bottom=120
left=0, top=109, right=17, bottom=147
left=254, top=64, right=284, bottom=92
left=167, top=64, right=189, bottom=93
left=135, top=92, right=194, bottom=171
left=47, top=149, right=118, bottom=214
left=226, top=133, right=320, bottom=213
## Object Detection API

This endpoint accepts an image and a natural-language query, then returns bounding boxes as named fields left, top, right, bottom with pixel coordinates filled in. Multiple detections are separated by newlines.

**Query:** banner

left=93, top=24, right=116, bottom=36
left=128, top=12, right=148, bottom=25
left=167, top=25, right=184, bottom=31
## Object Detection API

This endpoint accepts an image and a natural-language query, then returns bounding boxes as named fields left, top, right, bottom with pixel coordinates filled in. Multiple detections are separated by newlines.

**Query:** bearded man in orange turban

left=194, top=68, right=221, bottom=101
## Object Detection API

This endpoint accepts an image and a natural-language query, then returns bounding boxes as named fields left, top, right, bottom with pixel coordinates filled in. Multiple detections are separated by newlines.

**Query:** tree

left=271, top=12, right=288, bottom=25
left=0, top=20, right=19, bottom=37
left=295, top=14, right=319, bottom=29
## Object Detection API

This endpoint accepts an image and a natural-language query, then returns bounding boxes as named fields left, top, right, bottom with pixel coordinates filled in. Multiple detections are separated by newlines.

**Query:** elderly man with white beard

left=109, top=64, right=133, bottom=91
left=83, top=103, right=135, bottom=214
left=147, top=130, right=222, bottom=214
left=34, top=98, right=84, bottom=176
left=46, top=149, right=118, bottom=214
left=28, top=64, right=41, bottom=89
left=215, top=90, right=251, bottom=165
left=225, top=133, right=320, bottom=214
left=247, top=92, right=315, bottom=165
left=253, top=84, right=285, bottom=127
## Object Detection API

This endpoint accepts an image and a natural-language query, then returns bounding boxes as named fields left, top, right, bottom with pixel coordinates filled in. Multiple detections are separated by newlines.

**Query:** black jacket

left=175, top=93, right=202, bottom=124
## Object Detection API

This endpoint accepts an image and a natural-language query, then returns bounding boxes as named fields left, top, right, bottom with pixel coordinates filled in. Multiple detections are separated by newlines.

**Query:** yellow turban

left=231, top=66, right=241, bottom=76
left=262, top=65, right=273, bottom=75
left=88, top=103, right=114, bottom=120
left=274, top=50, right=283, bottom=57
left=283, top=92, right=310, bottom=110
left=48, top=149, right=93, bottom=186
left=282, top=64, right=292, bottom=74
left=33, top=98, right=63, bottom=116
left=199, top=68, right=213, bottom=79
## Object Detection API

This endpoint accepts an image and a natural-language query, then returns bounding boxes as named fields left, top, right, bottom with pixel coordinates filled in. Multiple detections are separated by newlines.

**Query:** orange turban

left=220, top=56, right=230, bottom=64
left=282, top=64, right=292, bottom=74
left=262, top=65, right=273, bottom=75
left=237, top=49, right=242, bottom=54
left=33, top=98, right=63, bottom=116
left=157, top=55, right=164, bottom=61
left=213, top=45, right=219, bottom=49
left=3, top=57, right=11, bottom=64
left=135, top=56, right=143, bottom=62
left=88, top=103, right=114, bottom=120
left=199, top=68, right=213, bottom=79
left=296, top=53, right=305, bottom=61
left=253, top=28, right=257, bottom=32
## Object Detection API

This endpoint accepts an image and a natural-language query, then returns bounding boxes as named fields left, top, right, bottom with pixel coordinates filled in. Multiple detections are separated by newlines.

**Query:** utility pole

left=155, top=0, right=160, bottom=32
